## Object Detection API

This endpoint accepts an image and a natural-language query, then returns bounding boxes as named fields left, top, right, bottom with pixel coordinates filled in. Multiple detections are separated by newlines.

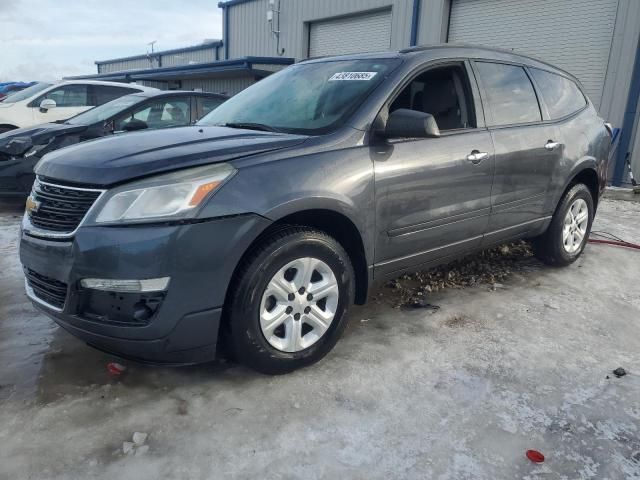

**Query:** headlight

left=94, top=163, right=235, bottom=224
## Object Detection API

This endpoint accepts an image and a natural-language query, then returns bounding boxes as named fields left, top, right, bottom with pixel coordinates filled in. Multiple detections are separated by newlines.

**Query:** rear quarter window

left=529, top=68, right=586, bottom=119
left=475, top=62, right=542, bottom=126
left=201, top=97, right=225, bottom=117
left=91, top=85, right=141, bottom=106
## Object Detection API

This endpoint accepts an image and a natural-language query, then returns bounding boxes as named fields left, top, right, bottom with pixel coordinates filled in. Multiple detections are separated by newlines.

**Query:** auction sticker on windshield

left=329, top=72, right=378, bottom=81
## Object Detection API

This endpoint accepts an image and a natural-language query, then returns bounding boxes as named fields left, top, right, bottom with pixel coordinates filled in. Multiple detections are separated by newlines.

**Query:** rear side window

left=529, top=68, right=586, bottom=119
left=90, top=85, right=140, bottom=106
left=475, top=62, right=542, bottom=126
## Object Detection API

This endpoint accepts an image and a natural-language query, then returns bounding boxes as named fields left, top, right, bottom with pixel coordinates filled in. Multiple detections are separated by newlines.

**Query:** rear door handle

left=467, top=150, right=489, bottom=164
left=545, top=140, right=561, bottom=151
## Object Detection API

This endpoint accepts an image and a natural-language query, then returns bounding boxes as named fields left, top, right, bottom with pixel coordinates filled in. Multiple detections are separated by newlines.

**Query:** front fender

left=198, top=147, right=376, bottom=263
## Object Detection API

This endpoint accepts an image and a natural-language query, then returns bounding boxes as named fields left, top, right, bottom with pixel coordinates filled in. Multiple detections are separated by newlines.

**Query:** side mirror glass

left=122, top=119, right=148, bottom=132
left=39, top=99, right=57, bottom=113
left=383, top=109, right=440, bottom=139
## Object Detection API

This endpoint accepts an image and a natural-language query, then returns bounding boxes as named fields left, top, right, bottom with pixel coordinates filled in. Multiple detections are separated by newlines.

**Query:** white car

left=0, top=80, right=157, bottom=133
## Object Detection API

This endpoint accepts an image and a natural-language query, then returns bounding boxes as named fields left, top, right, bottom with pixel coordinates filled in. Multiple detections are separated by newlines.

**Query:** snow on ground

left=0, top=197, right=639, bottom=479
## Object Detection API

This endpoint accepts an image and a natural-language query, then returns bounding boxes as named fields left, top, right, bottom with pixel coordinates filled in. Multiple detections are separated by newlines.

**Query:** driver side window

left=114, top=105, right=152, bottom=130
left=390, top=64, right=476, bottom=131
left=114, top=98, right=191, bottom=131
left=35, top=85, right=90, bottom=108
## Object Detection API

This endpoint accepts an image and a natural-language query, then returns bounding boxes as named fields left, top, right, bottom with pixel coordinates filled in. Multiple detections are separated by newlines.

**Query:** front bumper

left=19, top=213, right=271, bottom=364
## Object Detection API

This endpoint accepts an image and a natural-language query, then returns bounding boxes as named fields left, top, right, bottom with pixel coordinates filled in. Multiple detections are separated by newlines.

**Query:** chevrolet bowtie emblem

left=25, top=195, right=41, bottom=216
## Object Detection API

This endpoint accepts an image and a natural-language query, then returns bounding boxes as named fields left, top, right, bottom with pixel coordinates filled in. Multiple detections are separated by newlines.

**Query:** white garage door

left=448, top=0, right=619, bottom=108
left=309, top=10, right=392, bottom=58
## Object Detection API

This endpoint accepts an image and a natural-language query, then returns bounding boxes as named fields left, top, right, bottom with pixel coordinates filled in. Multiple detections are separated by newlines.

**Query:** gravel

left=382, top=241, right=537, bottom=308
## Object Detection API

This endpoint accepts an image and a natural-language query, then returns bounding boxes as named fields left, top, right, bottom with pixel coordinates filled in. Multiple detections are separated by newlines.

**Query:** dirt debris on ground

left=382, top=240, right=535, bottom=308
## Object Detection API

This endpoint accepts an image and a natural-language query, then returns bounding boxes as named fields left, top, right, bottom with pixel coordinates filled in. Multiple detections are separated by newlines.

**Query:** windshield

left=198, top=59, right=400, bottom=135
left=66, top=94, right=143, bottom=125
left=1, top=82, right=52, bottom=103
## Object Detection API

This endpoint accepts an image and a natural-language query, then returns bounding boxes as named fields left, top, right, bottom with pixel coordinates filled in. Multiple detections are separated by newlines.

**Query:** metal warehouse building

left=75, top=0, right=640, bottom=185
left=75, top=40, right=294, bottom=96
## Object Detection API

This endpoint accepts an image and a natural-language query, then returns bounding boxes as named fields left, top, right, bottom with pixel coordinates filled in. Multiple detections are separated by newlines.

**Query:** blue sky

left=0, top=0, right=223, bottom=82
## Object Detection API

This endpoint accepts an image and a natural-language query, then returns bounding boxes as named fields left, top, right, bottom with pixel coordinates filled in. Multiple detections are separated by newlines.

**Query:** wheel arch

left=561, top=165, right=600, bottom=212
left=229, top=205, right=371, bottom=307
left=0, top=124, right=19, bottom=132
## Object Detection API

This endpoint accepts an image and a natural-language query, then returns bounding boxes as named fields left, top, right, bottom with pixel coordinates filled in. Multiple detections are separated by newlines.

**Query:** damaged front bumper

left=19, top=213, right=271, bottom=364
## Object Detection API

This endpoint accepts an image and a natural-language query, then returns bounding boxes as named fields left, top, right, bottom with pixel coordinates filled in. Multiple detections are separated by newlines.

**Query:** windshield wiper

left=220, top=122, right=282, bottom=133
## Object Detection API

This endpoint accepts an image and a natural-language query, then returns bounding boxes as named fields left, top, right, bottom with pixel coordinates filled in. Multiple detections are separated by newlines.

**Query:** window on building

left=38, top=85, right=90, bottom=107
left=475, top=62, right=542, bottom=126
left=389, top=64, right=476, bottom=130
left=90, top=85, right=141, bottom=106
left=114, top=98, right=191, bottom=130
left=529, top=68, right=586, bottom=119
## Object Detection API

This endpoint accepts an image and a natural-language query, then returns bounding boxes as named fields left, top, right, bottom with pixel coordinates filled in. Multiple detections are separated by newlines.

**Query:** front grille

left=28, top=180, right=102, bottom=234
left=25, top=269, right=68, bottom=310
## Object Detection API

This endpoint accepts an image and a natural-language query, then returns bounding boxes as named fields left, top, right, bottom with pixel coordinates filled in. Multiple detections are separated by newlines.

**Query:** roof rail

left=400, top=43, right=581, bottom=83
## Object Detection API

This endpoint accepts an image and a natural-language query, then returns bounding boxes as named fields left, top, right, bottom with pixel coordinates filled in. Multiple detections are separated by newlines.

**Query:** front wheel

left=532, top=183, right=594, bottom=266
left=225, top=227, right=355, bottom=374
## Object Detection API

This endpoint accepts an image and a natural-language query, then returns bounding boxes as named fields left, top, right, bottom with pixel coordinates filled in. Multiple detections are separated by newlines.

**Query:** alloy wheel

left=562, top=198, right=589, bottom=253
left=259, top=257, right=339, bottom=352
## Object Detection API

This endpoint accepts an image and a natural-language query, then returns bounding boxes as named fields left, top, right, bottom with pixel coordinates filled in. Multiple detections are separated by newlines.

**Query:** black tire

left=225, top=227, right=355, bottom=375
left=532, top=183, right=594, bottom=266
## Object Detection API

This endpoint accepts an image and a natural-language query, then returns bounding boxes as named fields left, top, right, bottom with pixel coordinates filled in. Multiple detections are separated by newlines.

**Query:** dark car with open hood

left=19, top=45, right=610, bottom=374
left=0, top=90, right=226, bottom=196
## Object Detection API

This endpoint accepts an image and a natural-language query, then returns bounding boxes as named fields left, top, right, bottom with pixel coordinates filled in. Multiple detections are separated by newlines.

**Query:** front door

left=31, top=84, right=93, bottom=124
left=471, top=61, right=561, bottom=244
left=373, top=62, right=495, bottom=278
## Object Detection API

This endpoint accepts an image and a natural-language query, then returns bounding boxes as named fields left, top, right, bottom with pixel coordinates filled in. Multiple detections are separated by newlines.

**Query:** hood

left=0, top=123, right=88, bottom=156
left=35, top=126, right=309, bottom=186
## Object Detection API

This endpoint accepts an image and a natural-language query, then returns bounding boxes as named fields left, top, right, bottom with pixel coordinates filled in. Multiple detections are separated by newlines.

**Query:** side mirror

left=122, top=119, right=148, bottom=132
left=383, top=109, right=440, bottom=139
left=39, top=99, right=56, bottom=113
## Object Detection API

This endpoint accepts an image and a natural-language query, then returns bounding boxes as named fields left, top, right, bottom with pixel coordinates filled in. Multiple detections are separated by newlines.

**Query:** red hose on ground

left=588, top=238, right=640, bottom=250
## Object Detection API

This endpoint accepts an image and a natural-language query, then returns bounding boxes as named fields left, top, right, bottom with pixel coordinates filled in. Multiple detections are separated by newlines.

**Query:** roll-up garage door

left=448, top=0, right=619, bottom=108
left=309, top=9, right=392, bottom=58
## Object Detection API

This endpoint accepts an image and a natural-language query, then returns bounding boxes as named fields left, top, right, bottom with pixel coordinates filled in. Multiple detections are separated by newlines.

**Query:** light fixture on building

left=267, top=0, right=285, bottom=56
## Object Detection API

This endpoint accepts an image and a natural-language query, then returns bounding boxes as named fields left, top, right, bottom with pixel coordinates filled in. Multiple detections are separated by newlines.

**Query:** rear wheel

left=533, top=183, right=594, bottom=266
left=225, top=227, right=355, bottom=374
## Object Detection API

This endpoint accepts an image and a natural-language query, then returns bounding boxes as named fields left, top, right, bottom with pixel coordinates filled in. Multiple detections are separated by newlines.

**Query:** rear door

left=373, top=61, right=495, bottom=277
left=472, top=61, right=561, bottom=244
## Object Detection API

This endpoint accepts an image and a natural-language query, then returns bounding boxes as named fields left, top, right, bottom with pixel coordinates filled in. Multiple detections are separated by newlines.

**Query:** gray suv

left=19, top=45, right=610, bottom=374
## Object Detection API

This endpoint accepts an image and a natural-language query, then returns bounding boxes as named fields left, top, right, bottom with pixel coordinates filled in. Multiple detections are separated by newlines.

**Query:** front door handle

left=467, top=150, right=489, bottom=164
left=545, top=140, right=561, bottom=151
